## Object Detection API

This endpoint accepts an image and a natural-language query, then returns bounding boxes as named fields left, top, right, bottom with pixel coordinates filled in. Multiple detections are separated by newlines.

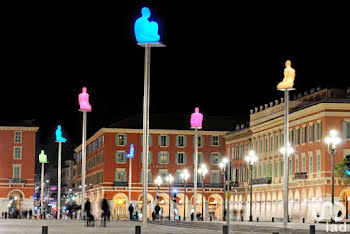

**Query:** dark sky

left=0, top=1, right=349, bottom=174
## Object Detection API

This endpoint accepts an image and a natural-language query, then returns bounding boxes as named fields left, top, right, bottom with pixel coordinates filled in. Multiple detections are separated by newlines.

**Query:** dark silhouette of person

left=101, top=196, right=110, bottom=227
left=128, top=204, right=134, bottom=220
left=191, top=212, right=194, bottom=221
left=84, top=198, right=91, bottom=226
left=29, top=209, right=32, bottom=219
left=155, top=203, right=160, bottom=220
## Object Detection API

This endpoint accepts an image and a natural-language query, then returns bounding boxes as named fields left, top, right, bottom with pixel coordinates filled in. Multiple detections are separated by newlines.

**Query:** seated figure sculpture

left=190, top=107, right=203, bottom=129
left=134, top=7, right=160, bottom=43
left=55, top=125, right=67, bottom=142
left=78, top=87, right=92, bottom=111
left=277, top=60, right=295, bottom=89
left=39, top=150, right=47, bottom=163
left=126, top=144, right=135, bottom=158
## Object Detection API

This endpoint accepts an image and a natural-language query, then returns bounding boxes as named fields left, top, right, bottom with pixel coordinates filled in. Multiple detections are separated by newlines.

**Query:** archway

left=8, top=190, right=24, bottom=218
left=266, top=192, right=272, bottom=219
left=260, top=193, right=266, bottom=219
left=293, top=189, right=300, bottom=221
left=288, top=190, right=294, bottom=218
left=138, top=193, right=154, bottom=219
left=271, top=192, right=277, bottom=218
left=277, top=191, right=283, bottom=218
left=176, top=193, right=189, bottom=220
left=300, top=188, right=307, bottom=222
left=307, top=188, right=315, bottom=223
left=190, top=193, right=205, bottom=217
left=340, top=187, right=350, bottom=220
left=113, top=193, right=128, bottom=220
left=158, top=193, right=169, bottom=219
left=208, top=194, right=223, bottom=221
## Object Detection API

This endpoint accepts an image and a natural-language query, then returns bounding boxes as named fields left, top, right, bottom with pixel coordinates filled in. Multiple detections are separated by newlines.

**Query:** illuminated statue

left=134, top=7, right=160, bottom=43
left=126, top=144, right=135, bottom=158
left=277, top=60, right=295, bottom=89
left=190, top=107, right=203, bottom=129
left=55, top=125, right=67, bottom=143
left=78, top=87, right=92, bottom=111
left=39, top=150, right=48, bottom=163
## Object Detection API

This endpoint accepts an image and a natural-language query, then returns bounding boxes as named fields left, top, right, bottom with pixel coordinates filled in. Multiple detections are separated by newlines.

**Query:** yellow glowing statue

left=277, top=60, right=295, bottom=89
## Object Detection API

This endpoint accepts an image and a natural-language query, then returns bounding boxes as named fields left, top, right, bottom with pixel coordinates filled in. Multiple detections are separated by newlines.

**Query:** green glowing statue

left=39, top=150, right=48, bottom=163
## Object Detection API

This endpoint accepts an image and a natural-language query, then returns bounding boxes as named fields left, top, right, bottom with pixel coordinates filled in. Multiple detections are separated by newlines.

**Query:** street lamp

left=154, top=176, right=162, bottom=202
left=39, top=150, right=48, bottom=219
left=325, top=129, right=341, bottom=221
left=245, top=150, right=258, bottom=222
left=180, top=169, right=190, bottom=221
left=219, top=157, right=228, bottom=222
left=165, top=174, right=174, bottom=220
left=198, top=164, right=208, bottom=221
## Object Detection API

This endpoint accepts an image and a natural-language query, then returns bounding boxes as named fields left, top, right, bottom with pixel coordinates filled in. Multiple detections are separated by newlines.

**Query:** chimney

left=275, top=100, right=279, bottom=105
left=259, top=106, right=263, bottom=111
left=310, top=88, right=315, bottom=93
left=255, top=107, right=258, bottom=113
left=316, top=86, right=321, bottom=91
left=270, top=102, right=273, bottom=107
left=264, top=104, right=268, bottom=109
left=241, top=124, right=245, bottom=129
left=280, top=98, right=284, bottom=103
left=250, top=109, right=254, bottom=114
left=298, top=93, right=302, bottom=98
left=236, top=124, right=240, bottom=131
left=304, top=91, right=308, bottom=96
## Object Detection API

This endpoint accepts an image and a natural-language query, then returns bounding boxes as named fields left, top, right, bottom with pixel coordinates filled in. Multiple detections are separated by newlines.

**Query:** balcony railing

left=252, top=177, right=272, bottom=185
left=113, top=181, right=128, bottom=187
left=173, top=183, right=224, bottom=188
left=294, top=172, right=307, bottom=180
left=9, top=178, right=26, bottom=183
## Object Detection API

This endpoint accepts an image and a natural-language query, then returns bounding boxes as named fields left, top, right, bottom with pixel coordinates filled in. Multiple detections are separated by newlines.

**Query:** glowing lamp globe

left=55, top=125, right=67, bottom=143
left=134, top=7, right=160, bottom=43
left=126, top=144, right=135, bottom=158
left=190, top=107, right=203, bottom=129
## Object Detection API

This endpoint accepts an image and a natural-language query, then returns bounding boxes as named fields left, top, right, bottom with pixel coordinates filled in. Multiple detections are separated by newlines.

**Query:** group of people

left=1, top=209, right=33, bottom=219
left=83, top=196, right=110, bottom=227
left=128, top=203, right=139, bottom=221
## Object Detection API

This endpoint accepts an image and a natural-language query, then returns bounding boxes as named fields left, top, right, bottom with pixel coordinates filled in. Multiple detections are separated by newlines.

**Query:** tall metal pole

left=201, top=174, right=204, bottom=221
left=222, top=169, right=226, bottom=221
left=193, top=128, right=198, bottom=219
left=142, top=44, right=151, bottom=228
left=283, top=89, right=290, bottom=228
left=129, top=157, right=132, bottom=203
left=41, top=162, right=45, bottom=218
left=57, top=142, right=62, bottom=219
left=226, top=163, right=230, bottom=229
left=249, top=164, right=253, bottom=222
left=81, top=110, right=87, bottom=218
left=184, top=180, right=187, bottom=221
left=331, top=148, right=335, bottom=220
left=168, top=182, right=171, bottom=220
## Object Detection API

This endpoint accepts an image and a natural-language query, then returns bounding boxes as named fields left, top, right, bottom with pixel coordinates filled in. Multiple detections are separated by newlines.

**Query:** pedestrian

left=154, top=203, right=160, bottom=220
left=152, top=211, right=155, bottom=220
left=128, top=203, right=134, bottom=220
left=84, top=198, right=91, bottom=226
left=1, top=211, right=4, bottom=219
left=29, top=209, right=32, bottom=219
left=5, top=211, right=7, bottom=219
left=191, top=212, right=194, bottom=221
left=101, top=196, right=110, bottom=227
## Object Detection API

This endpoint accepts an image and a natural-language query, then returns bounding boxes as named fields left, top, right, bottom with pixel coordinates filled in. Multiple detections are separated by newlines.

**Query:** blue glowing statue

left=134, top=7, right=160, bottom=43
left=126, top=144, right=135, bottom=158
left=55, top=125, right=67, bottom=143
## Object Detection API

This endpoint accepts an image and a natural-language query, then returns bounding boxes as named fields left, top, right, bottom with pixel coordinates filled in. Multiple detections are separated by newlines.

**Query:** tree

left=335, top=157, right=350, bottom=185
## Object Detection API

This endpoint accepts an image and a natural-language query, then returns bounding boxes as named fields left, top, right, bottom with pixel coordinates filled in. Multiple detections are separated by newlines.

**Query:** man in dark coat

left=128, top=204, right=134, bottom=220
left=84, top=198, right=91, bottom=226
left=101, top=196, right=110, bottom=227
left=154, top=203, right=160, bottom=220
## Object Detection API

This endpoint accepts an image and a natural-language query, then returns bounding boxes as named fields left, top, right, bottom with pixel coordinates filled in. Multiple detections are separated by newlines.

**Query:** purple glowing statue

left=78, top=87, right=92, bottom=111
left=190, top=107, right=203, bottom=129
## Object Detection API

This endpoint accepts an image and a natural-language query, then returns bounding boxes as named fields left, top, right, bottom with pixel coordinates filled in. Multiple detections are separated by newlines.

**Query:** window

left=158, top=152, right=169, bottom=164
left=193, top=152, right=204, bottom=165
left=255, top=140, right=258, bottom=153
left=210, top=171, right=221, bottom=184
left=14, top=131, right=22, bottom=143
left=141, top=170, right=152, bottom=183
left=293, top=129, right=299, bottom=145
left=266, top=163, right=271, bottom=177
left=260, top=139, right=263, bottom=153
left=342, top=121, right=350, bottom=139
left=270, top=136, right=274, bottom=152
left=176, top=136, right=186, bottom=147
left=235, top=145, right=239, bottom=159
left=141, top=135, right=153, bottom=146
left=280, top=160, right=283, bottom=177
left=276, top=135, right=279, bottom=152
left=302, top=154, right=306, bottom=172
left=240, top=144, right=243, bottom=158
left=308, top=125, right=314, bottom=142
left=176, top=152, right=187, bottom=164
left=210, top=136, right=220, bottom=146
left=265, top=138, right=268, bottom=152
left=13, top=146, right=22, bottom=159
left=295, top=157, right=299, bottom=173
left=316, top=153, right=321, bottom=171
left=289, top=158, right=292, bottom=176
left=315, top=122, right=322, bottom=140
left=141, top=152, right=153, bottom=164
left=274, top=162, right=278, bottom=177
left=13, top=165, right=21, bottom=179
left=115, top=151, right=126, bottom=163
left=193, top=135, right=203, bottom=147
left=158, top=170, right=169, bottom=180
left=116, top=134, right=127, bottom=146
left=301, top=127, right=306, bottom=144
left=159, top=135, right=169, bottom=147
left=115, top=169, right=126, bottom=182
left=210, top=153, right=222, bottom=165
left=309, top=154, right=313, bottom=174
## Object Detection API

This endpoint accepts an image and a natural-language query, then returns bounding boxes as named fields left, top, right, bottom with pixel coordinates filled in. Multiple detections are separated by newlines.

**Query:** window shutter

left=158, top=152, right=161, bottom=164
left=201, top=136, right=204, bottom=147
left=166, top=152, right=169, bottom=164
left=343, top=121, right=348, bottom=139
left=319, top=122, right=322, bottom=139
left=218, top=136, right=221, bottom=146
left=148, top=152, right=153, bottom=163
left=183, top=152, right=187, bottom=164
left=175, top=136, right=179, bottom=147
left=175, top=153, right=179, bottom=164
left=115, top=171, right=118, bottom=182
left=183, top=136, right=187, bottom=147
left=210, top=153, right=213, bottom=164
left=210, top=136, right=213, bottom=146
left=124, top=135, right=128, bottom=145
left=210, top=172, right=213, bottom=184
left=166, top=136, right=170, bottom=146
left=158, top=135, right=161, bottom=146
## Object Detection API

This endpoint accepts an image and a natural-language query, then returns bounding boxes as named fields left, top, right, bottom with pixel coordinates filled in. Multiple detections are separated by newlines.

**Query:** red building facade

left=74, top=128, right=227, bottom=220
left=0, top=126, right=38, bottom=214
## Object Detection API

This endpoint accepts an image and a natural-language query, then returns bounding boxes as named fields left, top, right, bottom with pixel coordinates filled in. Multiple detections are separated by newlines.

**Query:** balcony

left=113, top=181, right=128, bottom=187
left=9, top=178, right=26, bottom=184
left=173, top=183, right=224, bottom=188
left=252, top=177, right=272, bottom=185
left=294, top=172, right=307, bottom=180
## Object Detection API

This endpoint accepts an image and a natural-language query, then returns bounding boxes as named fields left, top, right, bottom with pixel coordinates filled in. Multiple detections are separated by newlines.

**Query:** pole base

left=249, top=215, right=253, bottom=222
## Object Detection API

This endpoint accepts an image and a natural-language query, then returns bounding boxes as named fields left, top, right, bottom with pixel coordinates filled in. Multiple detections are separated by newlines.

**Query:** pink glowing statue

left=190, top=107, right=203, bottom=129
left=78, top=87, right=92, bottom=111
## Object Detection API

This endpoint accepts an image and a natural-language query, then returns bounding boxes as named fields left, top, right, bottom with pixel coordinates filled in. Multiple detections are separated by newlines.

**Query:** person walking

left=154, top=203, right=160, bottom=220
left=128, top=203, right=134, bottom=220
left=29, top=209, right=32, bottom=219
left=84, top=198, right=91, bottom=226
left=101, top=196, right=110, bottom=227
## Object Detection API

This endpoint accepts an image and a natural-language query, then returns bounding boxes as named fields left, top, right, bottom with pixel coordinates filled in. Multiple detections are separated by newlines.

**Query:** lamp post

left=180, top=169, right=190, bottom=221
left=190, top=107, right=203, bottom=219
left=155, top=176, right=162, bottom=202
left=55, top=125, right=67, bottom=220
left=39, top=150, right=48, bottom=219
left=165, top=174, right=174, bottom=220
left=78, top=87, right=92, bottom=218
left=134, top=7, right=166, bottom=227
left=245, top=150, right=258, bottom=222
left=325, top=129, right=341, bottom=221
left=219, top=157, right=228, bottom=222
left=198, top=164, right=208, bottom=221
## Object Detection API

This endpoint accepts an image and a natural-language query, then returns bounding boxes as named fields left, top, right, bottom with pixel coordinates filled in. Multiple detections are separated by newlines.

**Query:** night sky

left=0, top=2, right=348, bottom=175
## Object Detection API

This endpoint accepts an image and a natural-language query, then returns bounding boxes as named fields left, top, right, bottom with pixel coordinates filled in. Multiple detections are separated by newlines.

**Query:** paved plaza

left=0, top=219, right=348, bottom=234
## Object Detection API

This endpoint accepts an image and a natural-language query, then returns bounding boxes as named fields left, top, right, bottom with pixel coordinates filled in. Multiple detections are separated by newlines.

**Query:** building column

left=205, top=201, right=209, bottom=221
left=187, top=201, right=192, bottom=220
